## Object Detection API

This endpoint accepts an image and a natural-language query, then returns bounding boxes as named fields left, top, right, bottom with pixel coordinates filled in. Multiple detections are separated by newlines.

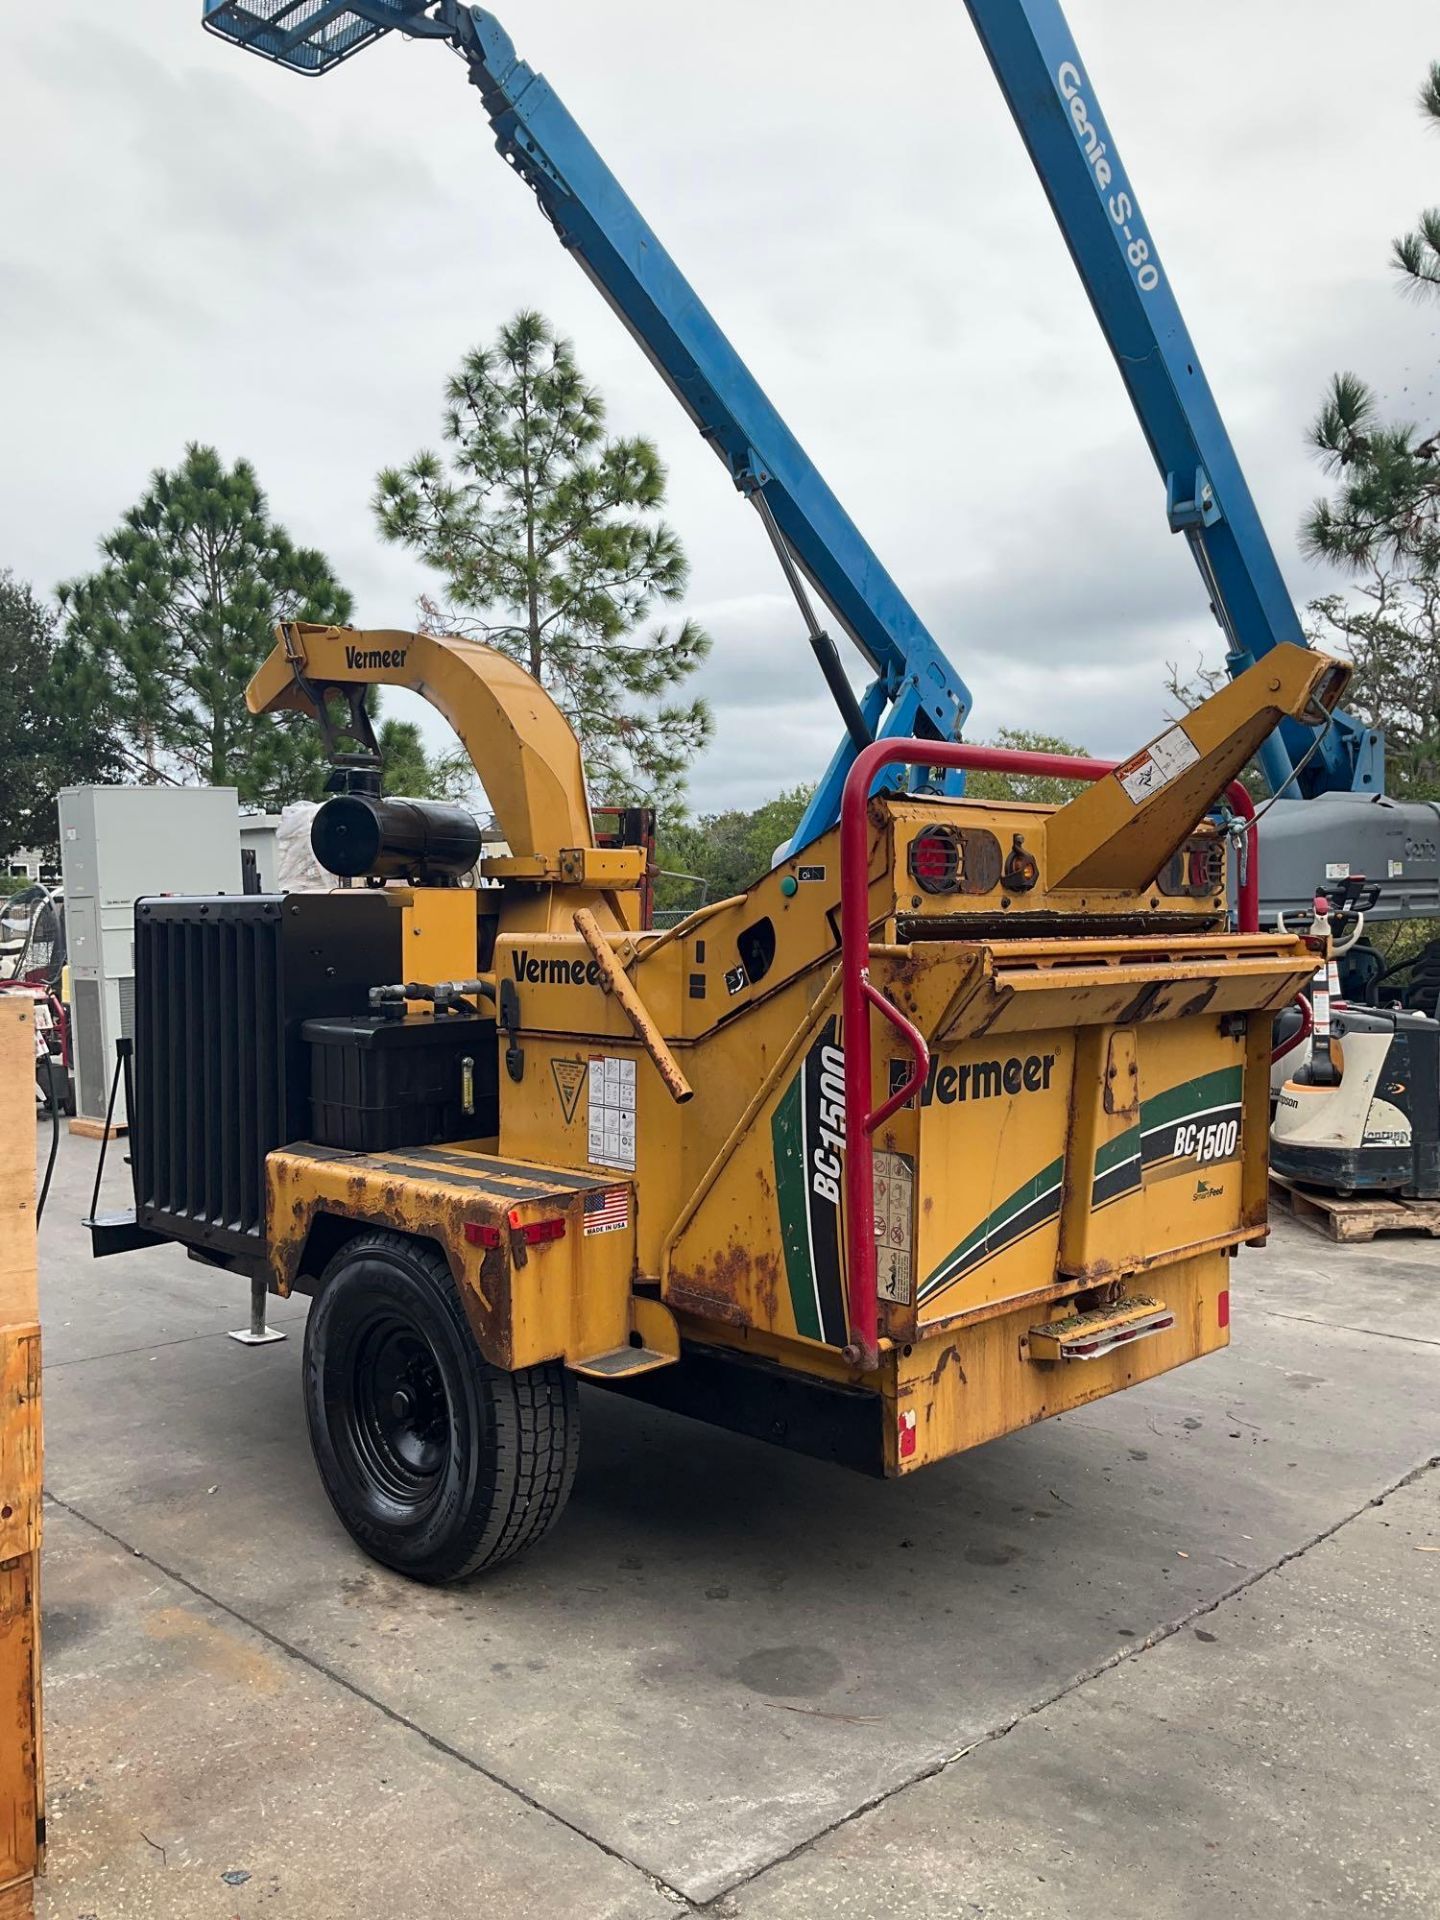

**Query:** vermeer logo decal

left=344, top=644, right=408, bottom=670
left=512, top=950, right=603, bottom=987
left=889, top=1052, right=1057, bottom=1107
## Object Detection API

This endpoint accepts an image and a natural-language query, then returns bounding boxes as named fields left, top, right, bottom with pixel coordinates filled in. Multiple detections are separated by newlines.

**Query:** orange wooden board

left=0, top=998, right=41, bottom=1899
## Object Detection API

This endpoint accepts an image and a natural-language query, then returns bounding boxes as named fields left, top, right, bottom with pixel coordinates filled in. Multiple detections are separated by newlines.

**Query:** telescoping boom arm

left=203, top=0, right=1381, bottom=819
left=957, top=0, right=1380, bottom=800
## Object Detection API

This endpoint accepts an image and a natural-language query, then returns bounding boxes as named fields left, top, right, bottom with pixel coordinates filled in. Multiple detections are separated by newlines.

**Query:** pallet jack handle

left=838, top=743, right=1259, bottom=1368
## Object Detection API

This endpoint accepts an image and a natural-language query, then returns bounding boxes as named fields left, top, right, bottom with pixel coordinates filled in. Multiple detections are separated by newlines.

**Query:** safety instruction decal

left=588, top=1054, right=636, bottom=1170
left=1115, top=725, right=1200, bottom=806
left=583, top=1185, right=630, bottom=1236
left=874, top=1150, right=915, bottom=1306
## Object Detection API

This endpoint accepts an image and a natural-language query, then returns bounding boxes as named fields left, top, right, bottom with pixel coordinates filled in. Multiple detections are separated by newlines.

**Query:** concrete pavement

left=34, top=1127, right=1440, bottom=1917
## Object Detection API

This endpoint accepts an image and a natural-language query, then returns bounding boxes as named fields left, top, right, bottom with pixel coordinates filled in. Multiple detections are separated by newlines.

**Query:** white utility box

left=59, top=787, right=244, bottom=1124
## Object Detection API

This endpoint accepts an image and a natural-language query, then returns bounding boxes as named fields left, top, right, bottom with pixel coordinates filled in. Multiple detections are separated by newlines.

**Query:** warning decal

left=1113, top=725, right=1205, bottom=802
left=551, top=1057, right=587, bottom=1126
left=874, top=1150, right=915, bottom=1306
left=1115, top=725, right=1200, bottom=806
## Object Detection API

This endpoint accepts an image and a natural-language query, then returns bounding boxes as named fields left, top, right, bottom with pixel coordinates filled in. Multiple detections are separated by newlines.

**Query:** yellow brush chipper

left=89, top=628, right=1345, bottom=1578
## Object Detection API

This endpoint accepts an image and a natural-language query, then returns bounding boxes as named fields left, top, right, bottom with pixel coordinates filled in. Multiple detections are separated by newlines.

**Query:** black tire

left=303, top=1230, right=579, bottom=1583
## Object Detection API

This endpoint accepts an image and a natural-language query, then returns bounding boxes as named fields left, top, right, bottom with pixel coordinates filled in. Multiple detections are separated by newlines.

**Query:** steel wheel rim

left=341, top=1310, right=451, bottom=1511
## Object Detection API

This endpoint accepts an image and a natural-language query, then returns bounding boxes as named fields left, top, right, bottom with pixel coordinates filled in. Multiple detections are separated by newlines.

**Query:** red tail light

left=1217, top=1287, right=1230, bottom=1328
left=508, top=1212, right=566, bottom=1245
left=909, top=826, right=961, bottom=893
left=463, top=1222, right=502, bottom=1248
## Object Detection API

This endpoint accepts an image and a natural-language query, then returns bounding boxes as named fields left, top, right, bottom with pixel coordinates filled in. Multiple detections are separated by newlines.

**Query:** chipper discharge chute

left=90, top=625, right=1346, bottom=1580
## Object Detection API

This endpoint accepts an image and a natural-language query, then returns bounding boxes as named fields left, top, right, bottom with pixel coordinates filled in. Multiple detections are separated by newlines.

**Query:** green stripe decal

left=922, top=1066, right=1248, bottom=1305
left=772, top=1074, right=820, bottom=1340
left=1091, top=1123, right=1143, bottom=1208
left=1095, top=1127, right=1141, bottom=1177
left=920, top=1157, right=1063, bottom=1302
left=1141, top=1065, right=1243, bottom=1136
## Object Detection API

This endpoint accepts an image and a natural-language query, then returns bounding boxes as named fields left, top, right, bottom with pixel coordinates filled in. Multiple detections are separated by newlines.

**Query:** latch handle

left=573, top=909, right=693, bottom=1105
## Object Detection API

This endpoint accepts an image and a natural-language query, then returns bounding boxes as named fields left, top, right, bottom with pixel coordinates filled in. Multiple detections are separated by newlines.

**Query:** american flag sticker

left=583, top=1185, right=630, bottom=1236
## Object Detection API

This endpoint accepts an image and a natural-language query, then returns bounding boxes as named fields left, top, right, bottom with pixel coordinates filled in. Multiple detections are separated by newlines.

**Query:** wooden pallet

left=1269, top=1171, right=1440, bottom=1245
left=0, top=1002, right=42, bottom=1915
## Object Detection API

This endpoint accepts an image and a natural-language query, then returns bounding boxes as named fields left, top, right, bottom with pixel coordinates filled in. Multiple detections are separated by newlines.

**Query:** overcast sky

left=4, top=1, right=1437, bottom=813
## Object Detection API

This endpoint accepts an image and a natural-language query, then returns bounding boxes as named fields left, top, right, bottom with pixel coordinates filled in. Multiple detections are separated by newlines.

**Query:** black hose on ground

left=36, top=1055, right=62, bottom=1225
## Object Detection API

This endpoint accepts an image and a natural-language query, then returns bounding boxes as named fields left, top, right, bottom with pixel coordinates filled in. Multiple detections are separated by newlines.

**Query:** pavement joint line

left=42, top=1490, right=692, bottom=1909
left=1251, top=1305, right=1440, bottom=1350
left=42, top=1452, right=1440, bottom=1917
left=43, top=1318, right=306, bottom=1371
left=683, top=1450, right=1440, bottom=1913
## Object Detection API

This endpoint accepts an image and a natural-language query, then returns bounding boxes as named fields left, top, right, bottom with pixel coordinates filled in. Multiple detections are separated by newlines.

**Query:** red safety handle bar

left=838, top=741, right=1258, bottom=1369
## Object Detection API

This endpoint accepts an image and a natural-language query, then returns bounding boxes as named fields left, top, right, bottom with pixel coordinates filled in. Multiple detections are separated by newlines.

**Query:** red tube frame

left=837, top=741, right=1259, bottom=1368
left=1271, top=992, right=1313, bottom=1068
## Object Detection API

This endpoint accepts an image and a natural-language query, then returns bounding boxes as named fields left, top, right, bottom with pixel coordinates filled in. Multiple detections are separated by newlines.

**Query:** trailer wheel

left=303, top=1230, right=578, bottom=1583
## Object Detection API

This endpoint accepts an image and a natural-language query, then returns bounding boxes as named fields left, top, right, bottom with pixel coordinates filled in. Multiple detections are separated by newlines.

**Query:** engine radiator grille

left=132, top=894, right=400, bottom=1260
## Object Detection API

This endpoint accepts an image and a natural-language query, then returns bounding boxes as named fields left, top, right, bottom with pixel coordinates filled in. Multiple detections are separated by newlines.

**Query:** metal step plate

left=571, top=1346, right=672, bottom=1381
left=1027, top=1296, right=1175, bottom=1363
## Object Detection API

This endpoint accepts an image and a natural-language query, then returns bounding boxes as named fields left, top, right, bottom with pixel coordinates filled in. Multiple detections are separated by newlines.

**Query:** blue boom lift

left=201, top=0, right=1385, bottom=840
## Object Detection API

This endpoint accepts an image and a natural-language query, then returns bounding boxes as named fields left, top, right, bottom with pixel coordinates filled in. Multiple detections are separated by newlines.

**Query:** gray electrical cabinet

left=60, top=787, right=244, bottom=1124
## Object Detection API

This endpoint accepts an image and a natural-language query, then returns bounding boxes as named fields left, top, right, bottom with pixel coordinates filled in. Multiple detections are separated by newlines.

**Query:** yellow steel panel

left=890, top=1249, right=1229, bottom=1472
left=265, top=1146, right=632, bottom=1372
left=401, top=887, right=479, bottom=993
left=1044, top=644, right=1347, bottom=892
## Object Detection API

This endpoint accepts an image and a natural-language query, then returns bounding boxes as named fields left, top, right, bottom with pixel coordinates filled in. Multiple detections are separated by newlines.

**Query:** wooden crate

left=0, top=1001, right=42, bottom=1916
left=1269, top=1170, right=1440, bottom=1246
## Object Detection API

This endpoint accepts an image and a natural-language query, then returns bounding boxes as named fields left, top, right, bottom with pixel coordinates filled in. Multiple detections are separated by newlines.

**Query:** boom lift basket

left=202, top=0, right=425, bottom=74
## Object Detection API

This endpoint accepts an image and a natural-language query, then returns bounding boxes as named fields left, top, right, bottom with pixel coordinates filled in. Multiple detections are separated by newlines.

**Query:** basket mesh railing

left=202, top=1, right=429, bottom=75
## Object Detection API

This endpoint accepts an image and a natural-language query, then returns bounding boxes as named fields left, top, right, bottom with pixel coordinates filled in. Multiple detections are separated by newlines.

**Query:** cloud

left=3, top=0, right=1437, bottom=821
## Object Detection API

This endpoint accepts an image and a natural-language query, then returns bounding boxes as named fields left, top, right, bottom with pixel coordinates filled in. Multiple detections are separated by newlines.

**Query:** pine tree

left=1304, top=61, right=1440, bottom=577
left=0, top=571, right=120, bottom=856
left=376, top=718, right=475, bottom=804
left=374, top=311, right=712, bottom=805
left=1300, top=64, right=1440, bottom=800
left=58, top=444, right=353, bottom=810
left=1392, top=63, right=1440, bottom=298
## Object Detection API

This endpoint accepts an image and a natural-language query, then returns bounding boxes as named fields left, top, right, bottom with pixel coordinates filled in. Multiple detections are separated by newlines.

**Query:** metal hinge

left=1166, top=467, right=1222, bottom=532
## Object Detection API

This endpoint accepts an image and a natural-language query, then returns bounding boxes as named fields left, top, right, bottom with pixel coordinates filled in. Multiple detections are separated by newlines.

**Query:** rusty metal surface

left=265, top=1144, right=634, bottom=1372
